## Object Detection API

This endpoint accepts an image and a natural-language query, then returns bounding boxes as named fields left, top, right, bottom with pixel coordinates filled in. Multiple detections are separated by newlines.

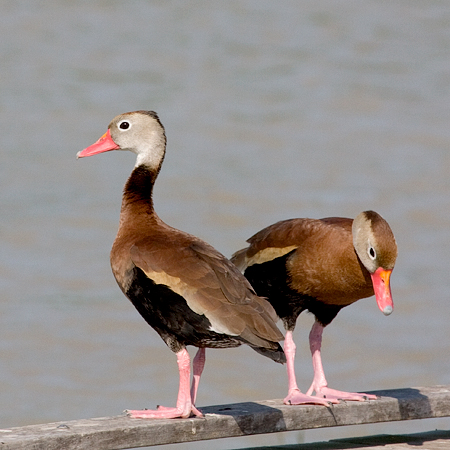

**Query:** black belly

left=124, top=267, right=243, bottom=353
left=243, top=253, right=343, bottom=329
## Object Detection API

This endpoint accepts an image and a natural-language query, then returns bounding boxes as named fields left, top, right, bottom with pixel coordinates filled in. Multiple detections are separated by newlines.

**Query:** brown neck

left=122, top=165, right=157, bottom=208
left=117, top=165, right=162, bottom=231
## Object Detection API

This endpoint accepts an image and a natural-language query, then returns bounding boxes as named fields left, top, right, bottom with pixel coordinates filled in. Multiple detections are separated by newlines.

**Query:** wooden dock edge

left=243, top=429, right=450, bottom=450
left=0, top=385, right=449, bottom=450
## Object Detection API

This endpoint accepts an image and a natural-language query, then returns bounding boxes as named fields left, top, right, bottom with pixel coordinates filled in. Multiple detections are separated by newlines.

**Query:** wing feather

left=129, top=237, right=283, bottom=344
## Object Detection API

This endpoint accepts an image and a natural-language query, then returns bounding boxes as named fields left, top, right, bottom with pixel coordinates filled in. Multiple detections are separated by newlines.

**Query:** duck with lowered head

left=232, top=211, right=397, bottom=406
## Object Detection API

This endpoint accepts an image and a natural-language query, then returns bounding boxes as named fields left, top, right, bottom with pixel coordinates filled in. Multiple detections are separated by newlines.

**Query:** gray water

left=1, top=1, right=449, bottom=449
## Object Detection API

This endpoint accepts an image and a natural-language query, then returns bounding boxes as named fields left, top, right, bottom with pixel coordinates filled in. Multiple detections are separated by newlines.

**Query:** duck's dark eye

left=368, top=246, right=376, bottom=260
left=119, top=121, right=130, bottom=130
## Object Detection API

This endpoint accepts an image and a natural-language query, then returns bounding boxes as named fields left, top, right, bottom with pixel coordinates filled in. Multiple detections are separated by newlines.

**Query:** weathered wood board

left=243, top=429, right=450, bottom=450
left=0, top=385, right=449, bottom=450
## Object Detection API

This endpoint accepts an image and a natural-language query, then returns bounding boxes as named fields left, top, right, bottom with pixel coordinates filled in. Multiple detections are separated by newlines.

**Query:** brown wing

left=232, top=217, right=353, bottom=271
left=129, top=235, right=284, bottom=347
left=232, top=218, right=317, bottom=270
left=232, top=217, right=370, bottom=305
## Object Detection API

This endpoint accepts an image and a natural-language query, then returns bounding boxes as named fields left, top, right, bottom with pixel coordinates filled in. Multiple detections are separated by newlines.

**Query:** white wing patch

left=243, top=245, right=298, bottom=269
left=143, top=269, right=240, bottom=336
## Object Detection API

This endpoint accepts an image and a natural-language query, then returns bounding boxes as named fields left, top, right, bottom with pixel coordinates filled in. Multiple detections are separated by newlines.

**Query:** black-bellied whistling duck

left=231, top=211, right=397, bottom=406
left=77, top=111, right=285, bottom=419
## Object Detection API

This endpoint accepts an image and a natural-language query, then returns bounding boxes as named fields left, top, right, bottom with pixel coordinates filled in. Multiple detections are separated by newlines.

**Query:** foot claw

left=191, top=405, right=203, bottom=418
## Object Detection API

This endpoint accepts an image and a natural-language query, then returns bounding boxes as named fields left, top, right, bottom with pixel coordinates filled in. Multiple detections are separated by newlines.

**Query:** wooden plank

left=242, top=429, right=450, bottom=449
left=0, top=385, right=449, bottom=450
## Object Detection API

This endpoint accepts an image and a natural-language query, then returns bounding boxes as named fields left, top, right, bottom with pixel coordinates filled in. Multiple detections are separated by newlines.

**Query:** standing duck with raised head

left=232, top=211, right=397, bottom=406
left=77, top=111, right=285, bottom=419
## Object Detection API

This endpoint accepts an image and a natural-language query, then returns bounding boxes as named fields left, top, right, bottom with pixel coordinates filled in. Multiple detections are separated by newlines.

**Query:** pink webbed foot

left=157, top=404, right=203, bottom=416
left=284, top=388, right=338, bottom=406
left=282, top=330, right=338, bottom=407
left=126, top=348, right=204, bottom=419
left=126, top=404, right=203, bottom=419
left=307, top=321, right=377, bottom=403
left=307, top=385, right=377, bottom=402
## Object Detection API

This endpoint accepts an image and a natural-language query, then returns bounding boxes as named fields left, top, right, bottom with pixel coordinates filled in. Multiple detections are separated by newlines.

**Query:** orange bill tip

left=370, top=267, right=394, bottom=316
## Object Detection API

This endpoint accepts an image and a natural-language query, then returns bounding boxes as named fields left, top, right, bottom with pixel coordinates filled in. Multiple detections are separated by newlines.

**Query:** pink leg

left=283, top=331, right=337, bottom=406
left=305, top=321, right=377, bottom=401
left=190, top=348, right=206, bottom=405
left=126, top=348, right=203, bottom=419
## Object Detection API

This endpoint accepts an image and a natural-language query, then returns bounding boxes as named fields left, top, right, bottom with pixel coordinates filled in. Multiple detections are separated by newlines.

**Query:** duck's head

left=77, top=110, right=167, bottom=172
left=352, top=210, right=398, bottom=316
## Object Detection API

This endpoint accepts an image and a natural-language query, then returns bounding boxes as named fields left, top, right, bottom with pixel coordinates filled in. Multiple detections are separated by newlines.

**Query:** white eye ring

left=118, top=120, right=131, bottom=131
left=368, top=245, right=376, bottom=260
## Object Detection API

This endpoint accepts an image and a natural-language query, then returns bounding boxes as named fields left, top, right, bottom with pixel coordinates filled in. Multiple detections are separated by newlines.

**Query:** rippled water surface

left=1, top=1, right=450, bottom=448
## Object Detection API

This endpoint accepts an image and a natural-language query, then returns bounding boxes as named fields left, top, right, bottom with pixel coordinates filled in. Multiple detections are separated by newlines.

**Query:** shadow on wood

left=366, top=387, right=433, bottom=421
left=203, top=401, right=287, bottom=435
